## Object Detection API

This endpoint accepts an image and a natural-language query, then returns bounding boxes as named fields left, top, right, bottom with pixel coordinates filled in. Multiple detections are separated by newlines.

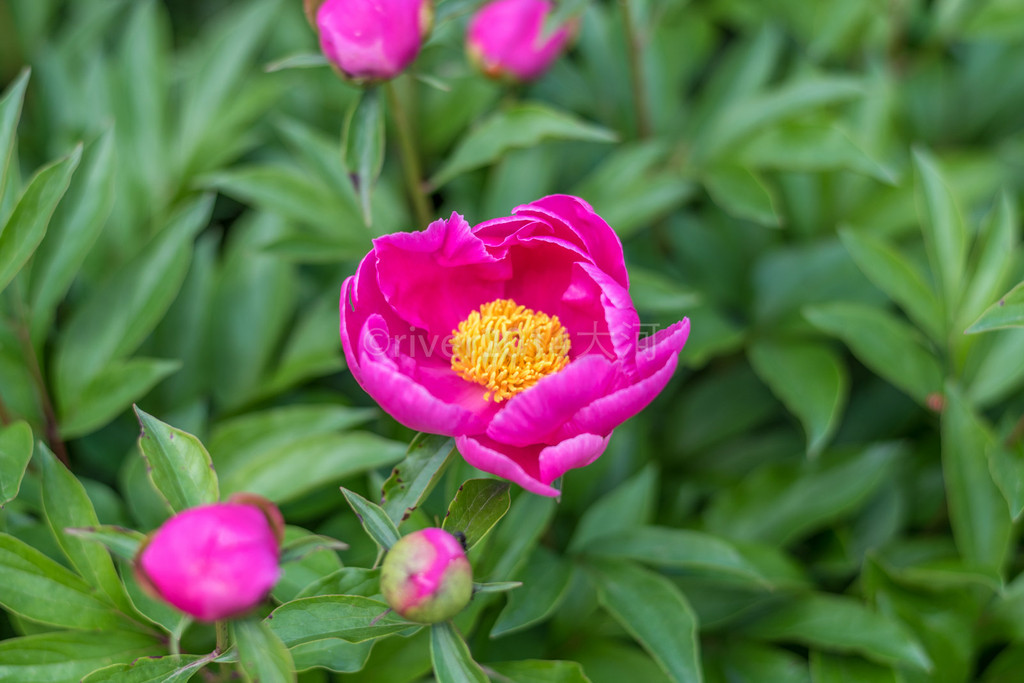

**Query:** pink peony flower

left=380, top=528, right=473, bottom=623
left=466, top=0, right=574, bottom=81
left=339, top=195, right=690, bottom=496
left=136, top=497, right=283, bottom=622
left=316, top=0, right=433, bottom=83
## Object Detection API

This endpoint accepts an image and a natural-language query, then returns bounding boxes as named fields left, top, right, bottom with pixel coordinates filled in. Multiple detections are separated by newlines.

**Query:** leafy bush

left=1, top=0, right=1023, bottom=681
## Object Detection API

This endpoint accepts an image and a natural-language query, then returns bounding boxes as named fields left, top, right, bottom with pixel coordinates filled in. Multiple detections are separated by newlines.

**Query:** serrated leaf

left=430, top=103, right=616, bottom=188
left=233, top=617, right=296, bottom=683
left=0, top=421, right=32, bottom=506
left=135, top=406, right=219, bottom=513
left=748, top=338, right=848, bottom=458
left=268, top=595, right=412, bottom=646
left=430, top=621, right=488, bottom=683
left=382, top=434, right=456, bottom=524
left=703, top=165, right=780, bottom=227
left=0, top=144, right=81, bottom=293
left=341, top=488, right=401, bottom=549
left=742, top=594, right=931, bottom=671
left=588, top=560, right=702, bottom=683
left=804, top=302, right=944, bottom=405
left=442, top=478, right=511, bottom=550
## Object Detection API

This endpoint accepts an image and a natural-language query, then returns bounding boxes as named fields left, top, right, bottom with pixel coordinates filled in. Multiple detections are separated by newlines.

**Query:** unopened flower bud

left=466, top=0, right=574, bottom=82
left=380, top=528, right=472, bottom=623
left=316, top=0, right=433, bottom=84
left=135, top=496, right=283, bottom=622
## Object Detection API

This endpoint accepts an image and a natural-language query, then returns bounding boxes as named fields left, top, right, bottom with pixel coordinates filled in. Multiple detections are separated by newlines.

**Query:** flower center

left=451, top=298, right=571, bottom=402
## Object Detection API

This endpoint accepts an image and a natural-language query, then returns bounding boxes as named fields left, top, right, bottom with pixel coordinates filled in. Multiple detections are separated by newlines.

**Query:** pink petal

left=486, top=354, right=617, bottom=447
left=357, top=315, right=494, bottom=435
left=374, top=213, right=511, bottom=336
left=637, top=319, right=691, bottom=376
left=538, top=432, right=610, bottom=484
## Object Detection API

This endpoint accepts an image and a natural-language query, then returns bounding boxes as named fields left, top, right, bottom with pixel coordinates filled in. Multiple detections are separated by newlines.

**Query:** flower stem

left=215, top=620, right=230, bottom=654
left=386, top=80, right=431, bottom=228
left=619, top=0, right=653, bottom=138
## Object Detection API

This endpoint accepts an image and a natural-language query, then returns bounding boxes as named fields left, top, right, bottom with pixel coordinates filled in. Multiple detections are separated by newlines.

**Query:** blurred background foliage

left=1, top=0, right=1024, bottom=680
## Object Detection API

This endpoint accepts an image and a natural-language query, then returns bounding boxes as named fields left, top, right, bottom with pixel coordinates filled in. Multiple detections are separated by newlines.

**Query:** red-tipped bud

left=380, top=528, right=473, bottom=623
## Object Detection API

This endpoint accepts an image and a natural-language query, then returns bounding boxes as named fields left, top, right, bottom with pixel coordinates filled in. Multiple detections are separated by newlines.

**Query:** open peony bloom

left=339, top=195, right=690, bottom=496
left=316, top=0, right=433, bottom=83
left=135, top=497, right=284, bottom=622
left=466, top=0, right=574, bottom=81
left=380, top=528, right=473, bottom=623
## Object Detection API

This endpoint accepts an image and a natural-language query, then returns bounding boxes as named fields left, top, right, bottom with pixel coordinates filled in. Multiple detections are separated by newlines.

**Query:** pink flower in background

left=136, top=497, right=283, bottom=622
left=316, top=0, right=433, bottom=83
left=467, top=0, right=574, bottom=81
left=380, top=528, right=473, bottom=623
left=339, top=195, right=690, bottom=496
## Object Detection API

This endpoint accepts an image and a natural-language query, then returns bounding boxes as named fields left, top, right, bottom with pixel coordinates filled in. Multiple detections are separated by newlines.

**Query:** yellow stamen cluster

left=451, top=298, right=571, bottom=402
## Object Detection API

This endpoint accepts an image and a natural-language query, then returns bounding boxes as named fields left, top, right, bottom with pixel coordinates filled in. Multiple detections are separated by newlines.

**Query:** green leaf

left=0, top=421, right=32, bottom=506
left=60, top=358, right=181, bottom=439
left=838, top=227, right=945, bottom=343
left=0, top=630, right=161, bottom=683
left=221, top=432, right=404, bottom=504
left=134, top=406, right=219, bottom=513
left=491, top=547, right=573, bottom=637
left=289, top=639, right=374, bottom=674
left=233, top=617, right=296, bottom=683
left=707, top=642, right=809, bottom=683
left=82, top=655, right=209, bottom=683
left=0, top=68, right=30, bottom=210
left=967, top=281, right=1024, bottom=333
left=268, top=595, right=412, bottom=646
left=741, top=594, right=931, bottom=671
left=941, top=386, right=1011, bottom=574
left=960, top=192, right=1020, bottom=329
left=0, top=143, right=81, bottom=293
left=570, top=464, right=657, bottom=552
left=748, top=338, right=849, bottom=458
left=264, top=52, right=329, bottom=72
left=65, top=525, right=145, bottom=561
left=295, top=567, right=380, bottom=600
left=809, top=652, right=899, bottom=683
left=487, top=660, right=592, bottom=683
left=736, top=121, right=897, bottom=183
left=703, top=165, right=780, bottom=227
left=382, top=434, right=456, bottom=525
left=430, top=103, right=617, bottom=188
left=341, top=488, right=401, bottom=549
left=279, top=532, right=348, bottom=565
left=27, top=129, right=117, bottom=340
left=472, top=581, right=521, bottom=595
left=430, top=621, right=488, bottom=683
left=480, top=494, right=557, bottom=581
left=0, top=532, right=128, bottom=630
left=38, top=442, right=133, bottom=613
left=442, top=478, right=511, bottom=550
left=913, top=147, right=969, bottom=317
left=342, top=88, right=385, bottom=225
left=704, top=443, right=902, bottom=545
left=588, top=560, right=702, bottom=683
left=804, top=302, right=944, bottom=405
left=53, top=194, right=213, bottom=407
left=580, top=526, right=766, bottom=586
left=988, top=438, right=1024, bottom=522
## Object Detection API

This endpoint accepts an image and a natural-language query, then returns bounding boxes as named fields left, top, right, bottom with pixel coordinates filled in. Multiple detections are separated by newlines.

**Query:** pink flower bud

left=135, top=497, right=283, bottom=622
left=466, top=0, right=574, bottom=82
left=380, top=528, right=473, bottom=623
left=316, top=0, right=434, bottom=84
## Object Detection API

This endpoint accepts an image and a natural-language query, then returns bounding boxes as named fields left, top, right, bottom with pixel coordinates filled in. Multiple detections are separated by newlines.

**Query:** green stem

left=386, top=81, right=431, bottom=228
left=619, top=0, right=653, bottom=138
left=215, top=620, right=230, bottom=655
